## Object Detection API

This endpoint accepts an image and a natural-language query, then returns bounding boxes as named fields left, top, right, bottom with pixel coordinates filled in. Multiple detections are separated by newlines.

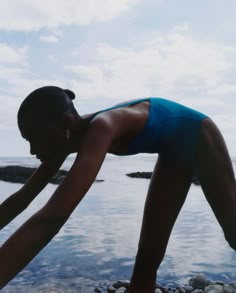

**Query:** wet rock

left=101, top=275, right=236, bottom=293
left=126, top=172, right=200, bottom=186
left=107, top=284, right=116, bottom=292
left=114, top=287, right=127, bottom=293
left=184, top=285, right=194, bottom=292
left=175, top=286, right=186, bottom=293
left=205, top=284, right=224, bottom=293
left=216, top=281, right=226, bottom=286
left=111, top=280, right=130, bottom=290
left=189, top=274, right=208, bottom=290
left=223, top=284, right=236, bottom=293
left=126, top=171, right=152, bottom=179
left=229, top=282, right=236, bottom=290
left=0, top=165, right=104, bottom=185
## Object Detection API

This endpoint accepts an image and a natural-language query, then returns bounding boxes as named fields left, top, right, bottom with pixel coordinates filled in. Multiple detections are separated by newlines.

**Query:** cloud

left=39, top=29, right=64, bottom=43
left=0, top=0, right=137, bottom=31
left=39, top=35, right=59, bottom=43
left=0, top=43, right=28, bottom=65
left=66, top=29, right=234, bottom=107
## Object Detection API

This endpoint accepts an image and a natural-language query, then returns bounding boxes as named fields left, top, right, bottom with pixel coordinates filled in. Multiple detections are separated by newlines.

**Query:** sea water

left=0, top=155, right=235, bottom=292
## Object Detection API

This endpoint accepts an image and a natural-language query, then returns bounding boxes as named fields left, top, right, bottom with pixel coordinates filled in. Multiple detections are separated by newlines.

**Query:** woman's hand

left=0, top=154, right=66, bottom=230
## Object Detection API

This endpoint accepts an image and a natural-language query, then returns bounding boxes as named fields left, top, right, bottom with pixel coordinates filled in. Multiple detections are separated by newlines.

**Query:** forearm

left=0, top=212, right=63, bottom=288
left=0, top=156, right=66, bottom=229
left=0, top=191, right=28, bottom=229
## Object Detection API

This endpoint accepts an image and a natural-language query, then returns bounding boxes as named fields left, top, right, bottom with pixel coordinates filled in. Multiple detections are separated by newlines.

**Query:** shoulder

left=87, top=110, right=124, bottom=140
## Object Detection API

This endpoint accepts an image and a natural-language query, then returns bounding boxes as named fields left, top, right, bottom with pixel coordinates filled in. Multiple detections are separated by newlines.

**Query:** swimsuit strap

left=90, top=97, right=150, bottom=120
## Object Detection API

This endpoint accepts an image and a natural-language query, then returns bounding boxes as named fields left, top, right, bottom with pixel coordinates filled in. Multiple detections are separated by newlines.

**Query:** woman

left=0, top=86, right=235, bottom=293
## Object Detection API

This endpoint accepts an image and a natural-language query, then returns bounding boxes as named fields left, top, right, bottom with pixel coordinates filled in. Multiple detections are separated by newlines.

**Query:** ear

left=62, top=112, right=75, bottom=129
left=62, top=112, right=82, bottom=131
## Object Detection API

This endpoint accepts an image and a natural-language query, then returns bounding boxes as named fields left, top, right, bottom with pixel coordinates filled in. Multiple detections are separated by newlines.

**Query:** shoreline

left=95, top=274, right=236, bottom=292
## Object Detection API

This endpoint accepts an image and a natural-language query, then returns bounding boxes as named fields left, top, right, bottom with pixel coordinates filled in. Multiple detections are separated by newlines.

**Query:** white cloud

left=66, top=30, right=234, bottom=106
left=0, top=0, right=137, bottom=31
left=39, top=29, right=64, bottom=43
left=0, top=44, right=28, bottom=65
left=39, top=35, right=59, bottom=43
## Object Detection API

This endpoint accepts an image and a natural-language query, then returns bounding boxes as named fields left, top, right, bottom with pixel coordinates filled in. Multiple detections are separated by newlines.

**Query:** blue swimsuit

left=92, top=98, right=208, bottom=164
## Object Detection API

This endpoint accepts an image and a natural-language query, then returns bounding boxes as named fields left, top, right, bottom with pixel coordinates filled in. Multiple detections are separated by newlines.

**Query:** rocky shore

left=0, top=165, right=104, bottom=184
left=94, top=274, right=236, bottom=293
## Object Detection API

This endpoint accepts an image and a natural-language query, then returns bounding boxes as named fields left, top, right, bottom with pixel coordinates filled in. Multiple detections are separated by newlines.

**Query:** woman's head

left=18, top=86, right=79, bottom=161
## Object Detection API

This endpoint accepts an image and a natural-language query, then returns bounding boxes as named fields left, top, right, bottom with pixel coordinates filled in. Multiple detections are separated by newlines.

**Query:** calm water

left=0, top=155, right=236, bottom=292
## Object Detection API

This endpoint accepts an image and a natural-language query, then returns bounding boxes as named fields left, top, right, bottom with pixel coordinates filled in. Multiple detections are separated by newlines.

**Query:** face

left=20, top=116, right=68, bottom=162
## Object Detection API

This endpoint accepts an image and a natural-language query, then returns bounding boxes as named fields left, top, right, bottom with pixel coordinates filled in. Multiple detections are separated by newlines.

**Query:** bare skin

left=0, top=100, right=235, bottom=292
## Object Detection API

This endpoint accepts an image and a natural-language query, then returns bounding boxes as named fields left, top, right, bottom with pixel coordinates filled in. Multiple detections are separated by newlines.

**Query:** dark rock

left=0, top=165, right=104, bottom=185
left=126, top=171, right=152, bottom=179
left=126, top=172, right=200, bottom=186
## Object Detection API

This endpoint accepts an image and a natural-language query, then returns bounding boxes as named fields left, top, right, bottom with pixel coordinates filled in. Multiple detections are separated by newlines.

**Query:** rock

left=223, top=284, right=236, bottom=293
left=205, top=285, right=224, bottom=293
left=176, top=287, right=186, bottom=293
left=107, top=285, right=116, bottom=292
left=114, top=287, right=127, bottom=293
left=229, top=282, right=236, bottom=290
left=184, top=285, right=194, bottom=292
left=101, top=277, right=236, bottom=293
left=189, top=274, right=208, bottom=290
left=126, top=172, right=200, bottom=185
left=0, top=165, right=104, bottom=185
left=111, top=280, right=130, bottom=290
left=94, top=288, right=102, bottom=293
left=216, top=281, right=226, bottom=286
left=126, top=171, right=152, bottom=179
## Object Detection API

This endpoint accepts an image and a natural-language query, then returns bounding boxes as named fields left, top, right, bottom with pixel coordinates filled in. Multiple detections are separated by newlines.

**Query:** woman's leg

left=196, top=118, right=236, bottom=249
left=129, top=156, right=193, bottom=293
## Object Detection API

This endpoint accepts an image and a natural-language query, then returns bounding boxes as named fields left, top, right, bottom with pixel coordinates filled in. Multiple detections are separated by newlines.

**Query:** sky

left=0, top=0, right=236, bottom=156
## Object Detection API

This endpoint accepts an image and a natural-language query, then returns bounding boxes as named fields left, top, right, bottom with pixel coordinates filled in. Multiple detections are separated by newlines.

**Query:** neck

left=67, top=117, right=89, bottom=153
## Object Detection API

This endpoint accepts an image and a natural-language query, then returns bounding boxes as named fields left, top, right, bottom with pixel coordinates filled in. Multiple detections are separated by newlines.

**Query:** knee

left=225, top=233, right=236, bottom=251
left=135, top=246, right=164, bottom=270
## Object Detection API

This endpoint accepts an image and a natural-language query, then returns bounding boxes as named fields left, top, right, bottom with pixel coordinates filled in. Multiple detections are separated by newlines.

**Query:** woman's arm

left=0, top=154, right=66, bottom=230
left=0, top=118, right=112, bottom=288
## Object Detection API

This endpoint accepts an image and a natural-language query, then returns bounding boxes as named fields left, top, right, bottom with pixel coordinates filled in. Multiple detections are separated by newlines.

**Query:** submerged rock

left=0, top=165, right=104, bottom=185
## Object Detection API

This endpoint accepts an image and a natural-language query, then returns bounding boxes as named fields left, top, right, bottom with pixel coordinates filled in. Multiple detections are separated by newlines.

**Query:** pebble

left=223, top=284, right=236, bottom=293
left=94, top=274, right=236, bottom=293
left=230, top=282, right=236, bottom=290
left=115, top=287, right=127, bottom=293
left=107, top=285, right=116, bottom=292
left=189, top=273, right=208, bottom=290
left=205, top=284, right=224, bottom=293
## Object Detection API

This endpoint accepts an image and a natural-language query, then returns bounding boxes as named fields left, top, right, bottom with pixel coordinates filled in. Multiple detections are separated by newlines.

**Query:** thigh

left=137, top=155, right=193, bottom=261
left=196, top=118, right=236, bottom=235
